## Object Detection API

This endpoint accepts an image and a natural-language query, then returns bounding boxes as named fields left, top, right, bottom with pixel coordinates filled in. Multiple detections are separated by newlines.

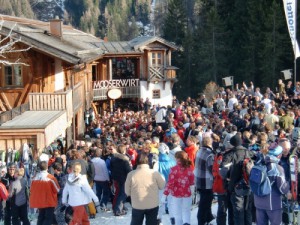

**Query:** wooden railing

left=148, top=66, right=177, bottom=81
left=0, top=103, right=29, bottom=125
left=29, top=90, right=73, bottom=122
left=93, top=86, right=140, bottom=101
left=148, top=66, right=164, bottom=80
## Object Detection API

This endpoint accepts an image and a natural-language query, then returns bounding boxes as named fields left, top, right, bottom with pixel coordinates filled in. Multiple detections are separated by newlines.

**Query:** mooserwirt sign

left=93, top=79, right=140, bottom=89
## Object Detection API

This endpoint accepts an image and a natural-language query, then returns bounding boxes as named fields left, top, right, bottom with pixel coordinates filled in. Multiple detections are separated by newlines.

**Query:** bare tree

left=0, top=16, right=31, bottom=66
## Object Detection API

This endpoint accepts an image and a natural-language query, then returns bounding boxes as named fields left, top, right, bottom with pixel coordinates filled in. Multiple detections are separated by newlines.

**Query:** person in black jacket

left=218, top=147, right=235, bottom=225
left=1, top=163, right=16, bottom=225
left=222, top=134, right=254, bottom=225
left=110, top=144, right=132, bottom=216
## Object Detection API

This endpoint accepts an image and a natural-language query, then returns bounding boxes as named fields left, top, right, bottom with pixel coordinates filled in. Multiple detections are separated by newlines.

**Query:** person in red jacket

left=185, top=136, right=198, bottom=170
left=29, top=161, right=60, bottom=225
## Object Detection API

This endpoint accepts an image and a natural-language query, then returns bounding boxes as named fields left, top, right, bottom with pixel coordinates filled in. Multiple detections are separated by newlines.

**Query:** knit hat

left=268, top=145, right=283, bottom=157
left=158, top=143, right=170, bottom=154
left=230, top=134, right=243, bottom=147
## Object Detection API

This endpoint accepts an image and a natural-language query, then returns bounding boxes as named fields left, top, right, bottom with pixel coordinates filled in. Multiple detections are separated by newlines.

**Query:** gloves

left=95, top=202, right=101, bottom=213
left=160, top=194, right=167, bottom=204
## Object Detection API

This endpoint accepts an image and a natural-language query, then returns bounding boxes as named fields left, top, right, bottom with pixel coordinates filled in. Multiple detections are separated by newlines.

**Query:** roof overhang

left=0, top=111, right=68, bottom=147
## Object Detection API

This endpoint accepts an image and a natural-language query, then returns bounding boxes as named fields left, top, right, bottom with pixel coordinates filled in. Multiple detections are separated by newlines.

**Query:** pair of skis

left=6, top=148, right=20, bottom=164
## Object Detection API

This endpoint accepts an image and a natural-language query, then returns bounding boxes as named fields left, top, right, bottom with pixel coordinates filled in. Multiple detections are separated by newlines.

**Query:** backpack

left=0, top=182, right=9, bottom=201
left=212, top=153, right=226, bottom=194
left=233, top=150, right=254, bottom=196
left=249, top=160, right=278, bottom=197
left=241, top=150, right=254, bottom=185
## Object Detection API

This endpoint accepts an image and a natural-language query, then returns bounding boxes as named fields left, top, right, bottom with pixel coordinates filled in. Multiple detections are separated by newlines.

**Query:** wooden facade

left=0, top=15, right=97, bottom=153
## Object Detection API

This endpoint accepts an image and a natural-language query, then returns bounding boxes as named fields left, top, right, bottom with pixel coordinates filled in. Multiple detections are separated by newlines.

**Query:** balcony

left=164, top=66, right=178, bottom=80
left=148, top=66, right=178, bottom=82
left=29, top=89, right=73, bottom=122
left=93, top=86, right=140, bottom=101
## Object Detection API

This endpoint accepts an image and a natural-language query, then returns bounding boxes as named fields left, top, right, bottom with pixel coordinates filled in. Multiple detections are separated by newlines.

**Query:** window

left=152, top=89, right=161, bottom=99
left=152, top=52, right=162, bottom=66
left=92, top=65, right=97, bottom=81
left=112, top=57, right=137, bottom=79
left=4, top=65, right=22, bottom=87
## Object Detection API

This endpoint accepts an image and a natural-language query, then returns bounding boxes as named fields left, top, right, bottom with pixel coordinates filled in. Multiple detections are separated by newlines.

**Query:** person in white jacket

left=62, top=162, right=100, bottom=225
left=91, top=148, right=111, bottom=211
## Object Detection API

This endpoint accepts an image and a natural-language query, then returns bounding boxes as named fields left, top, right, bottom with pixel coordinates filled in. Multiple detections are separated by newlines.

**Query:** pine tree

left=259, top=0, right=294, bottom=89
left=163, top=0, right=187, bottom=45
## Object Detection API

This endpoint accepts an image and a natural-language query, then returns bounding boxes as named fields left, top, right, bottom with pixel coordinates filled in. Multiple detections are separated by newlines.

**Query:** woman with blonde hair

left=162, top=151, right=194, bottom=225
left=9, top=167, right=30, bottom=225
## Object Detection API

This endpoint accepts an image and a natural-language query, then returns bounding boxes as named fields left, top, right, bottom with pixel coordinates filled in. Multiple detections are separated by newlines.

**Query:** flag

left=283, top=0, right=300, bottom=58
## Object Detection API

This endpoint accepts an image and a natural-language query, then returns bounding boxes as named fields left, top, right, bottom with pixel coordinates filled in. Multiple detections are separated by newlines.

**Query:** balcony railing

left=29, top=90, right=73, bottom=122
left=93, top=86, right=140, bottom=101
left=148, top=66, right=177, bottom=81
left=0, top=103, right=29, bottom=125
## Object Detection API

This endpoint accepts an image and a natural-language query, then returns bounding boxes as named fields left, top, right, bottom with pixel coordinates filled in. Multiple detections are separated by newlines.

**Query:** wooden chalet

left=91, top=36, right=178, bottom=111
left=0, top=15, right=178, bottom=154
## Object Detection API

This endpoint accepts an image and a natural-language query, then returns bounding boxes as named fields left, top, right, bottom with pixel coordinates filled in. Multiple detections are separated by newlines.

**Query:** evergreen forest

left=0, top=0, right=298, bottom=99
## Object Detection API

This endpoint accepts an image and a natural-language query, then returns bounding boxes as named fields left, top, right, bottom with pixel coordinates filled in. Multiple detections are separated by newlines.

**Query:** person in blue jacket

left=254, top=146, right=290, bottom=225
left=157, top=143, right=176, bottom=225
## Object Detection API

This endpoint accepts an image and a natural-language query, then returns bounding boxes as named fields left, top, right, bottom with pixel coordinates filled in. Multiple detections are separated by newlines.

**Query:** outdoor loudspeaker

left=222, top=77, right=233, bottom=86
left=281, top=69, right=292, bottom=80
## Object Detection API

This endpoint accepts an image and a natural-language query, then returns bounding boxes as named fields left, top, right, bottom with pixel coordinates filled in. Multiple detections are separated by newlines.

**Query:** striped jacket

left=29, top=170, right=60, bottom=208
left=194, top=146, right=214, bottom=190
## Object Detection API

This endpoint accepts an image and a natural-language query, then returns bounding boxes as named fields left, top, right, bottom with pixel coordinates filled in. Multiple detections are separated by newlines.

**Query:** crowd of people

left=0, top=79, right=300, bottom=225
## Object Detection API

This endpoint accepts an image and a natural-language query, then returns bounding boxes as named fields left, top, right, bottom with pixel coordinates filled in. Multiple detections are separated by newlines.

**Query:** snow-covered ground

left=32, top=201, right=218, bottom=225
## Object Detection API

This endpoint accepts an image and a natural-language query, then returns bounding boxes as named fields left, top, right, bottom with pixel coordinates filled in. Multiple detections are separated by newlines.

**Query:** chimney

left=103, top=37, right=108, bottom=42
left=49, top=17, right=63, bottom=38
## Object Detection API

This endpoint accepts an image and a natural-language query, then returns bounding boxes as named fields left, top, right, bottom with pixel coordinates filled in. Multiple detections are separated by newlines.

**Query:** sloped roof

left=0, top=110, right=64, bottom=129
left=0, top=15, right=178, bottom=64
left=93, top=41, right=140, bottom=54
left=0, top=15, right=104, bottom=64
left=129, top=36, right=178, bottom=51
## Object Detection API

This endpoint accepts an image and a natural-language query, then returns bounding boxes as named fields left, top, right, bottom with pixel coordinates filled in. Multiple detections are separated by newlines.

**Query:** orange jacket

left=29, top=171, right=60, bottom=208
left=185, top=145, right=197, bottom=170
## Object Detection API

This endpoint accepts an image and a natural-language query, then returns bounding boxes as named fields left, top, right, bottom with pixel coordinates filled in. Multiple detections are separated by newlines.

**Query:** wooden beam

left=91, top=102, right=98, bottom=115
left=0, top=99, right=6, bottom=111
left=0, top=92, right=12, bottom=110
left=16, top=77, right=33, bottom=106
left=0, top=129, right=45, bottom=134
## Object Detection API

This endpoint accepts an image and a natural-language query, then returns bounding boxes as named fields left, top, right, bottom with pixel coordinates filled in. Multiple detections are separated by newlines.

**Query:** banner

left=283, top=0, right=300, bottom=58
